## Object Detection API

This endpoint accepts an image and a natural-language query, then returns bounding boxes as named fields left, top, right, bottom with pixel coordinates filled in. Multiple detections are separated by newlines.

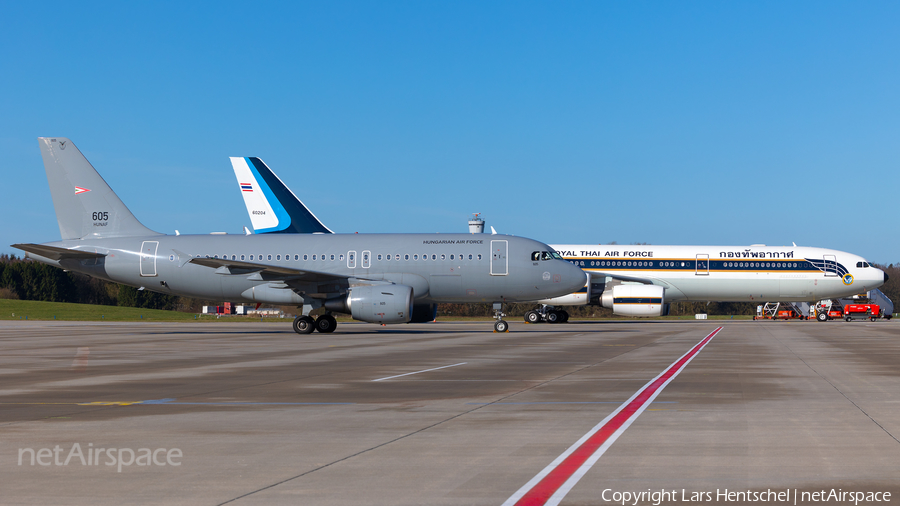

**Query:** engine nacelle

left=601, top=284, right=666, bottom=317
left=324, top=285, right=414, bottom=324
left=410, top=303, right=438, bottom=323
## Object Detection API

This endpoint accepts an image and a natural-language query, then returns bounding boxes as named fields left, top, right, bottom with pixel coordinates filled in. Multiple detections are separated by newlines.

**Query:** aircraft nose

left=562, top=260, right=588, bottom=291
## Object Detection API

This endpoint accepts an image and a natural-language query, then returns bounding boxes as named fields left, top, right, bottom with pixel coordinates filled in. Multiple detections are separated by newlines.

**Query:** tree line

left=1, top=255, right=897, bottom=317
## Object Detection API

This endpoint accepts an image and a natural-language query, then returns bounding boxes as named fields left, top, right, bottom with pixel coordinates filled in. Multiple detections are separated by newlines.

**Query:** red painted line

left=504, top=326, right=723, bottom=506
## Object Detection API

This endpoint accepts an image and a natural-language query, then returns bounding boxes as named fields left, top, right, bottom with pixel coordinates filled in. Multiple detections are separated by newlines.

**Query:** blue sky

left=2, top=2, right=898, bottom=263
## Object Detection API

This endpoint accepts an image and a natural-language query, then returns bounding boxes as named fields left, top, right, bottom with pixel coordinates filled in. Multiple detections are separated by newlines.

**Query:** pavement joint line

left=767, top=326, right=900, bottom=446
left=216, top=326, right=667, bottom=505
left=502, top=326, right=724, bottom=506
left=371, top=362, right=468, bottom=382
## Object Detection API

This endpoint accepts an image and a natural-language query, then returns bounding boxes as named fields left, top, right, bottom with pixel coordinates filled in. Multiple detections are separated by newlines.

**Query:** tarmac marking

left=502, top=326, right=723, bottom=506
left=371, top=362, right=467, bottom=382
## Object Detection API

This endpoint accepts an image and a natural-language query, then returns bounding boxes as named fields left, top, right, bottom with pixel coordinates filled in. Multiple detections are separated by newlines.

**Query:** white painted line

left=502, top=327, right=723, bottom=506
left=371, top=362, right=467, bottom=382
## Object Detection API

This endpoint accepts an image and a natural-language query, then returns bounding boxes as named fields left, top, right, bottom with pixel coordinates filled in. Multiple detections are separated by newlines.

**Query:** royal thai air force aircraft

left=12, top=138, right=587, bottom=334
left=230, top=156, right=888, bottom=323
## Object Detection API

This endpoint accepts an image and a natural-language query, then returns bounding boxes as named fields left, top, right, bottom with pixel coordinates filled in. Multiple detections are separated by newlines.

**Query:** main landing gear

left=524, top=305, right=570, bottom=324
left=293, top=313, right=338, bottom=334
left=493, top=302, right=509, bottom=332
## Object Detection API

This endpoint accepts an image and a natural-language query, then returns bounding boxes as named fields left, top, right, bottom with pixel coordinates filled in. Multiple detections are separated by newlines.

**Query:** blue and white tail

left=38, top=137, right=160, bottom=240
left=230, top=157, right=333, bottom=234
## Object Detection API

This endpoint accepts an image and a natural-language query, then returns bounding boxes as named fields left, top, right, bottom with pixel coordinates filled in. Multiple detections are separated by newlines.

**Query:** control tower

left=468, top=213, right=485, bottom=234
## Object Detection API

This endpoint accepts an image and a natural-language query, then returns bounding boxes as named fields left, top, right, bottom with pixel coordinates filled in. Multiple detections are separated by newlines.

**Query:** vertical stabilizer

left=230, top=157, right=333, bottom=234
left=38, top=137, right=160, bottom=240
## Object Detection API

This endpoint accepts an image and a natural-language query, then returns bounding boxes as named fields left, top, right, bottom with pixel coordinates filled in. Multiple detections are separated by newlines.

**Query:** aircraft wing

left=189, top=257, right=348, bottom=283
left=588, top=270, right=656, bottom=285
left=11, top=243, right=107, bottom=261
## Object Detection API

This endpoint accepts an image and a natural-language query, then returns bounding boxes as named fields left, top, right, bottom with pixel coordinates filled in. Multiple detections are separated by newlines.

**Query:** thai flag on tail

left=240, top=183, right=253, bottom=192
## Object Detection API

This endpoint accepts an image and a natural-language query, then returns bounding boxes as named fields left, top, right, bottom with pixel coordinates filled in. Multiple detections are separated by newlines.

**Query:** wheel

left=886, top=315, right=893, bottom=321
left=546, top=311, right=559, bottom=323
left=560, top=310, right=569, bottom=322
left=494, top=320, right=509, bottom=332
left=844, top=316, right=852, bottom=322
left=293, top=315, right=315, bottom=334
left=871, top=317, right=877, bottom=322
left=816, top=312, right=828, bottom=322
left=315, top=314, right=337, bottom=333
left=525, top=311, right=541, bottom=324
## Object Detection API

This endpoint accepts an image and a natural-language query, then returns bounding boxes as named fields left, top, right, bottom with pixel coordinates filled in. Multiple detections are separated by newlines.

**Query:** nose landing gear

left=493, top=302, right=509, bottom=332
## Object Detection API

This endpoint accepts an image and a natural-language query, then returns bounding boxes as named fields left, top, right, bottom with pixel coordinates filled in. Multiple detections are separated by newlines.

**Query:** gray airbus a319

left=12, top=138, right=586, bottom=333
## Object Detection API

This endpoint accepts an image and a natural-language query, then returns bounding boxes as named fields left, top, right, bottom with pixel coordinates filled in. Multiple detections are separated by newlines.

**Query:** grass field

left=0, top=299, right=755, bottom=322
left=0, top=299, right=271, bottom=322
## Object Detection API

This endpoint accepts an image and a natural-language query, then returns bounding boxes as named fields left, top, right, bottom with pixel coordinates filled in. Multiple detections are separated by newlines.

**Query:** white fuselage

left=548, top=244, right=886, bottom=303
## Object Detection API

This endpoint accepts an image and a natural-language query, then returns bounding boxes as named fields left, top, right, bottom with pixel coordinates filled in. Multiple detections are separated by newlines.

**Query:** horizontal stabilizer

left=11, top=243, right=107, bottom=261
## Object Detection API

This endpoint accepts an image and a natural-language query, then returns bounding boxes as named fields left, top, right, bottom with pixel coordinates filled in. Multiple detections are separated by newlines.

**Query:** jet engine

left=324, top=285, right=414, bottom=324
left=601, top=284, right=667, bottom=317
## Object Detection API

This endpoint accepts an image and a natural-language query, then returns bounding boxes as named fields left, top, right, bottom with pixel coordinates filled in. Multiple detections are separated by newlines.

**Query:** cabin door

left=491, top=240, right=508, bottom=276
left=140, top=241, right=159, bottom=277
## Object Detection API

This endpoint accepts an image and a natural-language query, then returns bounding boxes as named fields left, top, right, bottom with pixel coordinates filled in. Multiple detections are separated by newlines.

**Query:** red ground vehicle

left=815, top=299, right=881, bottom=322
left=842, top=303, right=881, bottom=322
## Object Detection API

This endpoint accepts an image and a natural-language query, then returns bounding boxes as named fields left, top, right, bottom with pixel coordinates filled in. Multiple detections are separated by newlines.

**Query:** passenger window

left=249, top=255, right=253, bottom=260
left=414, top=254, right=418, bottom=260
left=277, top=255, right=281, bottom=260
left=303, top=254, right=308, bottom=261
left=395, top=254, right=400, bottom=261
left=477, top=254, right=482, bottom=260
left=441, top=254, right=446, bottom=260
left=377, top=254, right=382, bottom=261
left=214, top=255, right=218, bottom=259
left=340, top=254, right=344, bottom=261
left=405, top=254, right=410, bottom=261
left=450, top=255, right=454, bottom=260
left=241, top=255, right=245, bottom=260
left=432, top=254, right=437, bottom=260
left=468, top=254, right=472, bottom=260
left=267, top=254, right=272, bottom=261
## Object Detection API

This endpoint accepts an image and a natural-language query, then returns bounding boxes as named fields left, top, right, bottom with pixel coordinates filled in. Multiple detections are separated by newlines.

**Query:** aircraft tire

left=315, top=315, right=337, bottom=333
left=525, top=311, right=541, bottom=324
left=546, top=311, right=559, bottom=323
left=561, top=311, right=569, bottom=322
left=494, top=320, right=509, bottom=332
left=293, top=315, right=315, bottom=334
left=816, top=312, right=828, bottom=322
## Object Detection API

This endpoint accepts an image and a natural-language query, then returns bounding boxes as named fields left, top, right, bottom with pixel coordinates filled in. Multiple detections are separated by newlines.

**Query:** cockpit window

left=532, top=251, right=541, bottom=261
left=857, top=261, right=871, bottom=268
left=541, top=251, right=553, bottom=261
left=550, top=251, right=562, bottom=260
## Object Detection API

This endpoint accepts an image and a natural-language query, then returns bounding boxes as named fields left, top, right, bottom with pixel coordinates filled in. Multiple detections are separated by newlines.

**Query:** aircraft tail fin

left=38, top=137, right=160, bottom=240
left=230, top=157, right=333, bottom=234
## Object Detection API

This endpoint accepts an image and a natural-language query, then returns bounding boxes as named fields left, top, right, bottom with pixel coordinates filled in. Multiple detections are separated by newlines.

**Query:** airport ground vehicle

left=754, top=302, right=807, bottom=320
left=814, top=298, right=883, bottom=322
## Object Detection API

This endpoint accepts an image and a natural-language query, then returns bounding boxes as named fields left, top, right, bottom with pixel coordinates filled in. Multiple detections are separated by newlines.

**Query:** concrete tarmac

left=1, top=320, right=898, bottom=505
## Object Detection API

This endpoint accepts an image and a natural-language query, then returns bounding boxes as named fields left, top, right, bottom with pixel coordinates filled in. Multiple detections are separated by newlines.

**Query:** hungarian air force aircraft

left=12, top=138, right=587, bottom=334
left=230, top=156, right=888, bottom=323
